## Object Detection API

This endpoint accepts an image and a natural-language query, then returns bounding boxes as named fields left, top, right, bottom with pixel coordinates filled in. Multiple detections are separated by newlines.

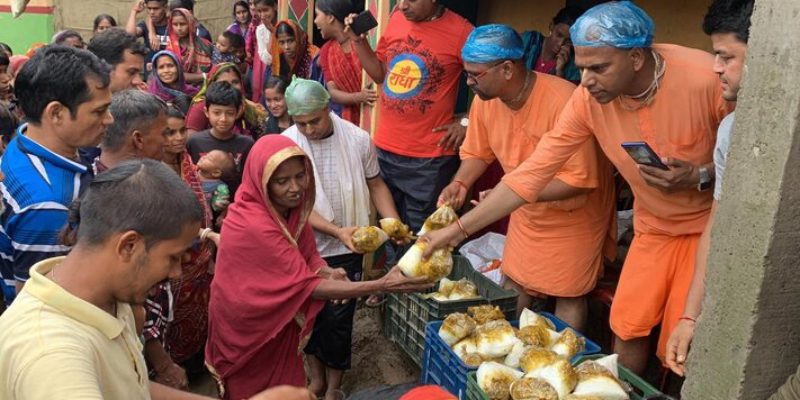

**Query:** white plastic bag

left=458, top=232, right=506, bottom=285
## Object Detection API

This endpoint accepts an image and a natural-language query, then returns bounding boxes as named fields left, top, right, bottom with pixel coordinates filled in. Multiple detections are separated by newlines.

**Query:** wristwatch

left=697, top=166, right=713, bottom=192
left=460, top=117, right=469, bottom=128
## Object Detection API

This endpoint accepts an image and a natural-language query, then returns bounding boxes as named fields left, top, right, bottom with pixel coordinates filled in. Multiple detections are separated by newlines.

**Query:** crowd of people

left=4, top=0, right=799, bottom=399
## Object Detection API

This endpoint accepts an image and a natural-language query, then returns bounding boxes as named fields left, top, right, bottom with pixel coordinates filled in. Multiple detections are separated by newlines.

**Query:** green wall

left=0, top=12, right=54, bottom=55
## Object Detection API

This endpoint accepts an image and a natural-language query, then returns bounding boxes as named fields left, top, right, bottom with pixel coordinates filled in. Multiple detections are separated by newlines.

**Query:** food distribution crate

left=465, top=353, right=664, bottom=400
left=422, top=313, right=601, bottom=398
left=383, top=255, right=518, bottom=366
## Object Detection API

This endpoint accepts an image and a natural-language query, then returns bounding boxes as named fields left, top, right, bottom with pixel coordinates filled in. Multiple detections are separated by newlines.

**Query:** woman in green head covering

left=185, top=62, right=268, bottom=138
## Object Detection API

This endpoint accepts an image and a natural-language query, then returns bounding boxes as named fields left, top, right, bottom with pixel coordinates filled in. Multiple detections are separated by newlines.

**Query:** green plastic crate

left=466, top=354, right=664, bottom=400
left=384, top=255, right=518, bottom=366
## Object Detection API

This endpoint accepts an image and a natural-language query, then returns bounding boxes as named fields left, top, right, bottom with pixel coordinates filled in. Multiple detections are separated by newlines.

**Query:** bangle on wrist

left=455, top=218, right=470, bottom=240
left=199, top=228, right=212, bottom=241
left=679, top=315, right=697, bottom=323
left=453, top=179, right=468, bottom=192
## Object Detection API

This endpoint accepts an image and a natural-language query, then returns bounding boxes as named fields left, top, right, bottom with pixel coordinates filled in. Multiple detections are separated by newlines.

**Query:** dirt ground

left=341, top=305, right=419, bottom=396
left=188, top=303, right=418, bottom=399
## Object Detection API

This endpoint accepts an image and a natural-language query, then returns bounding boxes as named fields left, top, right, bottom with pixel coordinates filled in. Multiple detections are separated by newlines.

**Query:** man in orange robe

left=425, top=2, right=731, bottom=374
left=438, top=24, right=615, bottom=331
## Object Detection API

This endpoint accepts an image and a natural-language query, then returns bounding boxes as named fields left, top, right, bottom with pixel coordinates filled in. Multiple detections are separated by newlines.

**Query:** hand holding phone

left=350, top=10, right=378, bottom=36
left=621, top=141, right=669, bottom=170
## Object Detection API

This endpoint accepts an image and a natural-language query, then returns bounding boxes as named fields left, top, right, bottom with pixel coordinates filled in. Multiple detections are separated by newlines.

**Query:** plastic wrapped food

left=572, top=360, right=629, bottom=399
left=351, top=226, right=389, bottom=253
left=439, top=312, right=477, bottom=346
left=519, top=308, right=556, bottom=331
left=397, top=241, right=453, bottom=282
left=551, top=328, right=585, bottom=359
left=438, top=278, right=457, bottom=297
left=449, top=279, right=479, bottom=300
left=379, top=218, right=414, bottom=241
left=427, top=278, right=480, bottom=301
left=476, top=320, right=518, bottom=358
left=462, top=352, right=484, bottom=368
left=477, top=361, right=524, bottom=400
left=524, top=358, right=578, bottom=399
left=516, top=325, right=557, bottom=348
left=454, top=336, right=479, bottom=358
left=510, top=377, right=559, bottom=400
left=593, top=354, right=620, bottom=379
left=519, top=347, right=561, bottom=374
left=418, top=204, right=458, bottom=235
left=503, top=340, right=529, bottom=369
left=468, top=304, right=506, bottom=325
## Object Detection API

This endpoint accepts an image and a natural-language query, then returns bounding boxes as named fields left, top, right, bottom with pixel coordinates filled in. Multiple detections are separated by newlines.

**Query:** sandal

left=365, top=294, right=386, bottom=308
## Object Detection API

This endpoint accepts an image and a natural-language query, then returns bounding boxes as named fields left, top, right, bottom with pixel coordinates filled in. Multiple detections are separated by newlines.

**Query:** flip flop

left=365, top=294, right=386, bottom=308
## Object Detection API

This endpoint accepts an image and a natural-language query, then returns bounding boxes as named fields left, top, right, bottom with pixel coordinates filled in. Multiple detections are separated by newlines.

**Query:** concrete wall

left=52, top=0, right=233, bottom=42
left=682, top=0, right=800, bottom=397
left=478, top=0, right=714, bottom=51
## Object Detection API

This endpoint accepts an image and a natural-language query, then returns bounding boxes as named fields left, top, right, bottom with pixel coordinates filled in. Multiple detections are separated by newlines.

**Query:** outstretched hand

left=380, top=266, right=434, bottom=293
left=419, top=224, right=464, bottom=259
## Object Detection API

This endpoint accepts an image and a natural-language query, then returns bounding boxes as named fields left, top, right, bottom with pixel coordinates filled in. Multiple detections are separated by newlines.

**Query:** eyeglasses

left=464, top=61, right=506, bottom=82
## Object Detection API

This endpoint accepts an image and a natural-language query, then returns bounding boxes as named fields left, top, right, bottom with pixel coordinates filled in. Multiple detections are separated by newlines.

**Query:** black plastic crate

left=384, top=255, right=518, bottom=366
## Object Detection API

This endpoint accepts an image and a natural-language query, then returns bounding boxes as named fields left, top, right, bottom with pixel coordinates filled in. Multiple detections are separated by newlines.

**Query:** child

left=213, top=30, right=246, bottom=66
left=0, top=102, right=18, bottom=156
left=186, top=80, right=254, bottom=185
left=196, top=149, right=236, bottom=212
left=261, top=76, right=292, bottom=136
left=251, top=0, right=277, bottom=103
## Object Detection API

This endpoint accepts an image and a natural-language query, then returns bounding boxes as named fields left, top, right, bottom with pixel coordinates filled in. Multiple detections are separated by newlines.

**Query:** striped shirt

left=0, top=126, right=90, bottom=287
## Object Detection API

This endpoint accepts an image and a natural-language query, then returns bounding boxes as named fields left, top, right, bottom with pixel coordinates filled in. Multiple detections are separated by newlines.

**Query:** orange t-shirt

left=503, top=44, right=732, bottom=236
left=374, top=10, right=474, bottom=158
left=462, top=73, right=616, bottom=297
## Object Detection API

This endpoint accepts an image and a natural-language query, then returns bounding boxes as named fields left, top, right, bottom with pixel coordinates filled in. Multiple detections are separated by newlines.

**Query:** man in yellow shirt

left=0, top=159, right=313, bottom=400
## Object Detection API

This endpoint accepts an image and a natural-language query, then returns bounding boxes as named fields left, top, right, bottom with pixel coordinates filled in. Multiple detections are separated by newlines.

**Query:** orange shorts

left=609, top=232, right=699, bottom=361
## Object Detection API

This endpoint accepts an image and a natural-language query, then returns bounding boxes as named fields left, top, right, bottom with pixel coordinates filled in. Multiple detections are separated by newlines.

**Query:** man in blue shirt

left=0, top=45, right=113, bottom=300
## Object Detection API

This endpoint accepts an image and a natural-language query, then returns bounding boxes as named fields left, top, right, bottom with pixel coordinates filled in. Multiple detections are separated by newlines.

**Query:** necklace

left=507, top=71, right=533, bottom=107
left=427, top=5, right=445, bottom=22
left=619, top=50, right=666, bottom=111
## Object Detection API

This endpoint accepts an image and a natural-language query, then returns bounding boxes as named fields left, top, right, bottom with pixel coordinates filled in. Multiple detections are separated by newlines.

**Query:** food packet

left=351, top=226, right=389, bottom=253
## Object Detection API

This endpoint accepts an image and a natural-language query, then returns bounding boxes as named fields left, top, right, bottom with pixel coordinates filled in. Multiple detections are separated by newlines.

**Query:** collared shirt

left=0, top=257, right=151, bottom=399
left=0, top=125, right=91, bottom=287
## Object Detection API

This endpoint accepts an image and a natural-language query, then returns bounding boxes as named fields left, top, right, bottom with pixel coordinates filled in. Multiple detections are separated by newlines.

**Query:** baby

left=213, top=31, right=246, bottom=66
left=196, top=149, right=237, bottom=212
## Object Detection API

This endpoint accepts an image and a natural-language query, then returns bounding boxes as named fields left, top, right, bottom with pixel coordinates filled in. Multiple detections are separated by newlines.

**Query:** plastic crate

left=422, top=313, right=601, bottom=398
left=465, top=353, right=664, bottom=400
left=384, top=255, right=518, bottom=366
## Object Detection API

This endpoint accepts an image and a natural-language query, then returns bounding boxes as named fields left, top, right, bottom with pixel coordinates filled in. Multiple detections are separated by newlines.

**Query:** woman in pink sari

left=206, top=136, right=430, bottom=399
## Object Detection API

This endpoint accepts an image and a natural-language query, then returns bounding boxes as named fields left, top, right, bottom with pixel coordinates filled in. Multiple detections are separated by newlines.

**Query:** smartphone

left=621, top=141, right=669, bottom=170
left=350, top=10, right=378, bottom=36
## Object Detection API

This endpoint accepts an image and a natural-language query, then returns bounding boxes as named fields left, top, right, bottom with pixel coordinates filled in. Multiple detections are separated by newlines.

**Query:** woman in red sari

left=166, top=8, right=215, bottom=85
left=314, top=0, right=377, bottom=124
left=206, top=135, right=430, bottom=399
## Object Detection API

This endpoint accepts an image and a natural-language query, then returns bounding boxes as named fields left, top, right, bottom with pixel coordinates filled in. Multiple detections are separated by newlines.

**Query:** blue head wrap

left=570, top=1, right=654, bottom=49
left=462, top=24, right=524, bottom=64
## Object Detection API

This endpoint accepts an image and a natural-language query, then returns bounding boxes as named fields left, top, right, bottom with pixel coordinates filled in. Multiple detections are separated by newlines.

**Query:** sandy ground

left=341, top=305, right=419, bottom=396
